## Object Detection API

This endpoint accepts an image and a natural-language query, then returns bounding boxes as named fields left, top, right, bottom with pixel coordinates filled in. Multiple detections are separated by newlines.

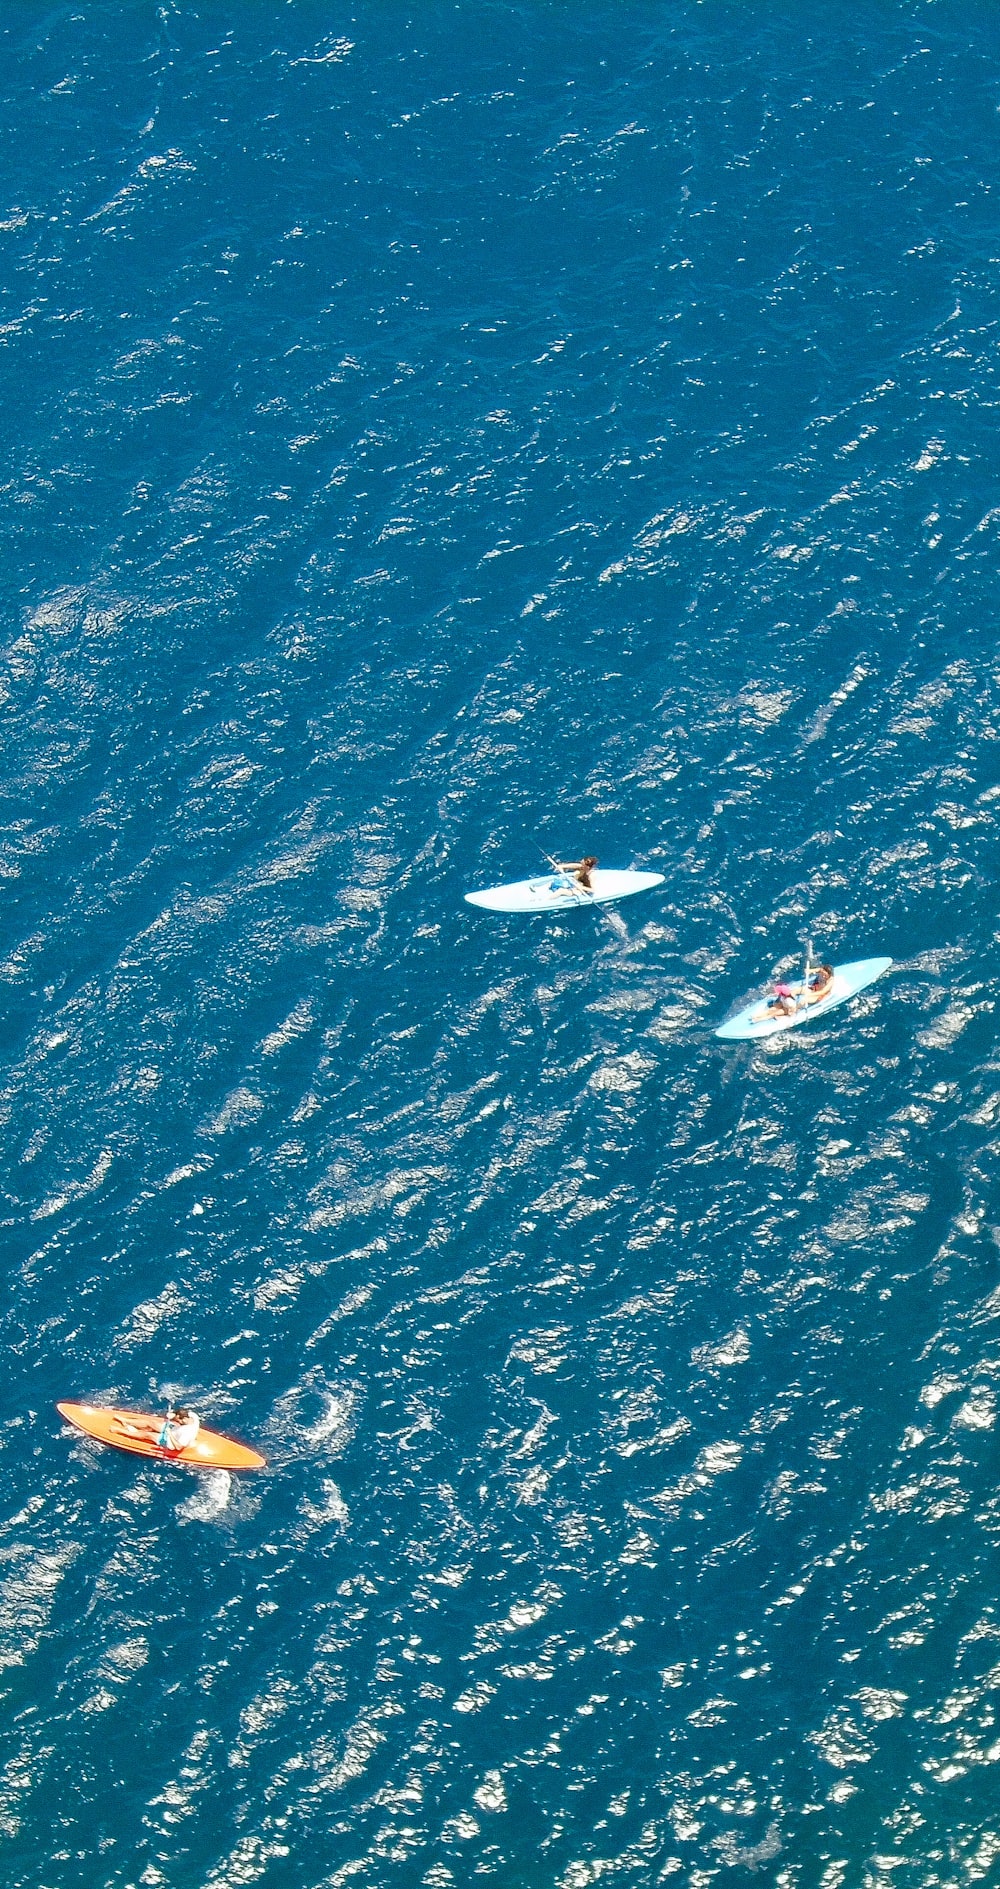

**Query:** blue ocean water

left=3, top=2, right=1000, bottom=1883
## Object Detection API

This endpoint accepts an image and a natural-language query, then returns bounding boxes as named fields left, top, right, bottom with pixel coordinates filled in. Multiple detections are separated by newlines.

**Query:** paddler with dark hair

left=807, top=963, right=834, bottom=1004
left=555, top=855, right=598, bottom=891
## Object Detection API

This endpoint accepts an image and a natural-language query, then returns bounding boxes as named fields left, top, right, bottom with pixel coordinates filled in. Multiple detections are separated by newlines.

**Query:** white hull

left=465, top=868, right=664, bottom=915
left=716, top=957, right=892, bottom=1040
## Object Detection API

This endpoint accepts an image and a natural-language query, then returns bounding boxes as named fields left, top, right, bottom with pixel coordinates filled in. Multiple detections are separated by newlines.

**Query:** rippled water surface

left=4, top=4, right=1000, bottom=1885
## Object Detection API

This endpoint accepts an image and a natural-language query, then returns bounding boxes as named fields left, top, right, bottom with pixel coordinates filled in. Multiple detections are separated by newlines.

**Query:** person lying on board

left=111, top=1406, right=201, bottom=1451
left=806, top=964, right=835, bottom=1004
left=757, top=981, right=797, bottom=1019
left=554, top=855, right=598, bottom=890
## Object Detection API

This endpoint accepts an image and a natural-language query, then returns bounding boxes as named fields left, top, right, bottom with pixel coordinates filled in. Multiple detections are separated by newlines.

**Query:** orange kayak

left=57, top=1402, right=266, bottom=1471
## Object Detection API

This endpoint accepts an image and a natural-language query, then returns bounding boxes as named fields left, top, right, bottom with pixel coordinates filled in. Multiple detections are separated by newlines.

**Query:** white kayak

left=716, top=956, right=892, bottom=1041
left=465, top=868, right=664, bottom=915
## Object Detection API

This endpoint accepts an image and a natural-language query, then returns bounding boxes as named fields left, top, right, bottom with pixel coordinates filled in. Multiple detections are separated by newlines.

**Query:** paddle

left=799, top=936, right=813, bottom=1014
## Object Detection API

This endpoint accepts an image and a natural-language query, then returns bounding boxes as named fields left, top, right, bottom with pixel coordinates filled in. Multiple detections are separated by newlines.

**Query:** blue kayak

left=716, top=957, right=893, bottom=1040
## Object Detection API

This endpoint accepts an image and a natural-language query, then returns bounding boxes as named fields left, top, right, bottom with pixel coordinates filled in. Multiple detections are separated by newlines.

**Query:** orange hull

left=57, top=1402, right=266, bottom=1471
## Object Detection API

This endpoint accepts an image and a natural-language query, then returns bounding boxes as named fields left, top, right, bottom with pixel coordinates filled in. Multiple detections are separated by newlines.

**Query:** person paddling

left=555, top=855, right=598, bottom=891
left=807, top=963, right=834, bottom=1004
